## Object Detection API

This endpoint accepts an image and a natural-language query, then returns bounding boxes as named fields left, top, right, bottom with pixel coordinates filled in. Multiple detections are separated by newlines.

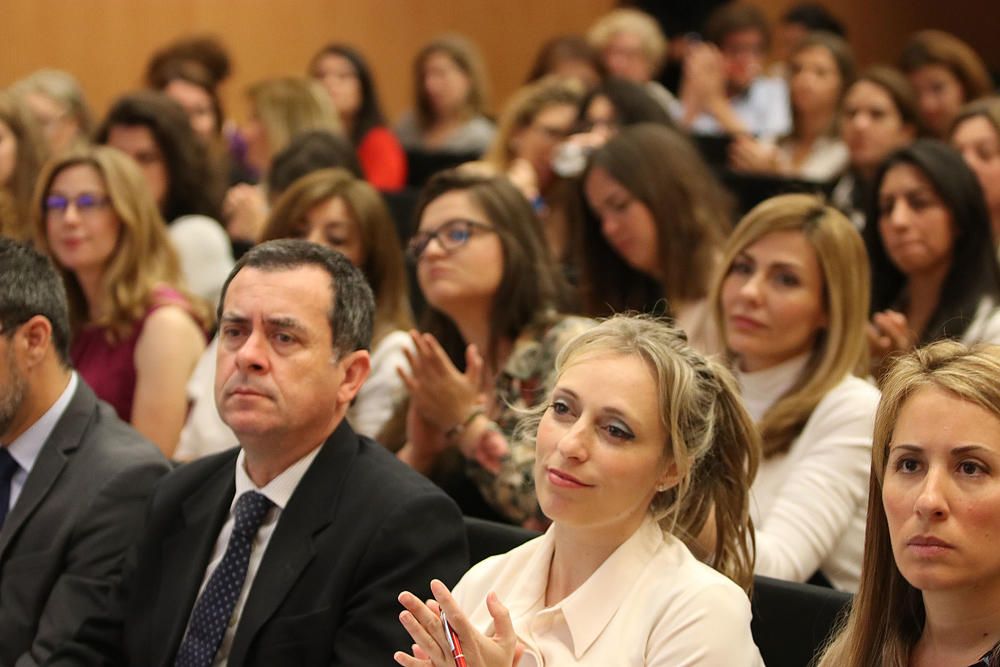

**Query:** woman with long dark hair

left=865, top=140, right=1000, bottom=376
left=309, top=43, right=407, bottom=190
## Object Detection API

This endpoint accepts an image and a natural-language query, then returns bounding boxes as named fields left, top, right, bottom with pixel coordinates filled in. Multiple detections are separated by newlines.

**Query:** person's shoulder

left=814, top=374, right=880, bottom=416
left=70, top=412, right=165, bottom=481
left=350, top=435, right=458, bottom=506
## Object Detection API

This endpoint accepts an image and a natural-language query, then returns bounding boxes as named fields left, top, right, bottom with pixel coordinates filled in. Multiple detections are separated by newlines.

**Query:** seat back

left=751, top=575, right=852, bottom=667
left=462, top=516, right=540, bottom=566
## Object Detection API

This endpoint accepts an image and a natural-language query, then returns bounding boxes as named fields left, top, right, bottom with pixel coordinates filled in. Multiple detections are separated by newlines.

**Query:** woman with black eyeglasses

left=395, top=167, right=592, bottom=527
left=31, top=146, right=209, bottom=458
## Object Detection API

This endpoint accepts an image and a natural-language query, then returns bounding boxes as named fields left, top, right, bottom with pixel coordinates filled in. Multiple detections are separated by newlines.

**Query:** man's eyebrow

left=264, top=316, right=307, bottom=333
left=219, top=313, right=249, bottom=326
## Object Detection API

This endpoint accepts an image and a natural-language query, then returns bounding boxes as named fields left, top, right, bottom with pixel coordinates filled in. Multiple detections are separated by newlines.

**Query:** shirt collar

left=7, top=372, right=78, bottom=475
left=558, top=515, right=669, bottom=659
left=502, top=516, right=673, bottom=660
left=232, top=443, right=322, bottom=511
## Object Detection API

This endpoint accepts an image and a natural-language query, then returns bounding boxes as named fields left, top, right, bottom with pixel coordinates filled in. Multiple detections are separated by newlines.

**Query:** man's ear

left=335, top=349, right=371, bottom=405
left=18, top=315, right=54, bottom=369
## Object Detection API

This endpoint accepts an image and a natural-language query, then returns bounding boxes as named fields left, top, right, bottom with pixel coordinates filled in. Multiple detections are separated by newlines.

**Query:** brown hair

left=577, top=123, right=731, bottom=316
left=951, top=95, right=1000, bottom=140
left=484, top=76, right=584, bottom=170
left=0, top=92, right=49, bottom=241
left=32, top=146, right=209, bottom=340
left=849, top=65, right=923, bottom=132
left=704, top=3, right=771, bottom=50
left=900, top=31, right=993, bottom=103
left=709, top=194, right=870, bottom=458
left=261, top=168, right=412, bottom=345
left=414, top=168, right=566, bottom=369
left=817, top=340, right=1000, bottom=666
left=413, top=34, right=491, bottom=130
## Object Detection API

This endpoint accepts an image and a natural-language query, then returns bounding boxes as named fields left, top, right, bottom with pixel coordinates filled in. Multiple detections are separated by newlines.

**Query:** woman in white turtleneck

left=709, top=193, right=879, bottom=592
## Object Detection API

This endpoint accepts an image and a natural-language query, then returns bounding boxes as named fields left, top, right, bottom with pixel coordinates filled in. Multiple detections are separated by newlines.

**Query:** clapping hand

left=868, top=309, right=916, bottom=377
left=395, top=579, right=524, bottom=667
left=399, top=331, right=484, bottom=432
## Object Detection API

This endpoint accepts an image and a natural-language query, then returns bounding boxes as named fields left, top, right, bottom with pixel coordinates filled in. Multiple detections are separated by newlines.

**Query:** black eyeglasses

left=44, top=193, right=111, bottom=216
left=407, top=219, right=495, bottom=261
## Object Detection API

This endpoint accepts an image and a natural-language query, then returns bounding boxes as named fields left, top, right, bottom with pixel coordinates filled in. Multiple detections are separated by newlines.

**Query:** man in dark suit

left=50, top=240, right=469, bottom=666
left=0, top=239, right=170, bottom=666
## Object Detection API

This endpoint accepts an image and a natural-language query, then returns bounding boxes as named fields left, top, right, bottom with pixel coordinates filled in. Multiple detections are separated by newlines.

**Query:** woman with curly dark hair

left=97, top=91, right=233, bottom=305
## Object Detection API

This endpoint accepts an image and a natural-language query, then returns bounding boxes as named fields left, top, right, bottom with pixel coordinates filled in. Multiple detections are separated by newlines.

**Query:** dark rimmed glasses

left=407, top=219, right=496, bottom=261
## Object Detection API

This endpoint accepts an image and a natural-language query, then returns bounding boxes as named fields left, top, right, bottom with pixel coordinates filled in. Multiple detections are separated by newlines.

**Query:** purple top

left=71, top=286, right=198, bottom=423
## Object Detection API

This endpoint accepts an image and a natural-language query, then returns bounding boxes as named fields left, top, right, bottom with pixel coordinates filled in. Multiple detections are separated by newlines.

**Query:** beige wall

left=0, top=0, right=615, bottom=125
left=2, top=0, right=997, bottom=131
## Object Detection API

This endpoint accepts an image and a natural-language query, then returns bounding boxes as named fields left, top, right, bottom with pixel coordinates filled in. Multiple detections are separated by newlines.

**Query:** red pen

left=440, top=610, right=468, bottom=667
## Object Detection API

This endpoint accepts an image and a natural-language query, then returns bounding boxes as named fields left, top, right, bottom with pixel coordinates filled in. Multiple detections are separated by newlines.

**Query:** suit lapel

left=0, top=382, right=93, bottom=561
left=155, top=459, right=235, bottom=662
left=227, top=420, right=359, bottom=663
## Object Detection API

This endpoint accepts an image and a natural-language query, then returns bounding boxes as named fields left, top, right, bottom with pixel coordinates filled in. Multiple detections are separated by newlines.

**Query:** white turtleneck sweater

left=737, top=355, right=880, bottom=593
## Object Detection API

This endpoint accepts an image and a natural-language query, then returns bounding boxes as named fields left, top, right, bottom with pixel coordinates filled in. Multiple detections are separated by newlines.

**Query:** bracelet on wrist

left=445, top=406, right=485, bottom=442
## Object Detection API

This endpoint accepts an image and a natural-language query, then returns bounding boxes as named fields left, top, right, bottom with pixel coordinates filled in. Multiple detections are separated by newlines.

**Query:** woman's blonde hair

left=32, top=146, right=209, bottom=340
left=709, top=194, right=870, bottom=458
left=587, top=8, right=668, bottom=74
left=248, top=77, right=342, bottom=167
left=519, top=313, right=760, bottom=592
left=0, top=92, right=49, bottom=241
left=818, top=340, right=1000, bottom=666
left=261, top=167, right=412, bottom=345
left=483, top=76, right=584, bottom=170
left=414, top=34, right=491, bottom=129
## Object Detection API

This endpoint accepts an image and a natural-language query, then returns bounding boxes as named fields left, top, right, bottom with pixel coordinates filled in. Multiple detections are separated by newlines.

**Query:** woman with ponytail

left=395, top=314, right=763, bottom=666
left=709, top=193, right=879, bottom=592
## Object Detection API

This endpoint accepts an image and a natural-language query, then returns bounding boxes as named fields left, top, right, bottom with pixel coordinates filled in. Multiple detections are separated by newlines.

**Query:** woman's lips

left=729, top=314, right=766, bottom=332
left=546, top=467, right=593, bottom=489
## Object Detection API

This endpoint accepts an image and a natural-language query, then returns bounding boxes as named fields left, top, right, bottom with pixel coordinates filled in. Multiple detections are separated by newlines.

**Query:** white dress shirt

left=738, top=355, right=879, bottom=592
left=453, top=516, right=763, bottom=666
left=686, top=76, right=792, bottom=140
left=186, top=446, right=321, bottom=666
left=3, top=372, right=77, bottom=510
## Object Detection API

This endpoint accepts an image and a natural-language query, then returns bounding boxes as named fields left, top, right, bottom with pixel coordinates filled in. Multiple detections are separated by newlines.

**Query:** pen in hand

left=441, top=610, right=468, bottom=667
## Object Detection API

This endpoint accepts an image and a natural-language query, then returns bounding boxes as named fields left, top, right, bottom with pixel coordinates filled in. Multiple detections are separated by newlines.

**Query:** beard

left=0, top=346, right=27, bottom=441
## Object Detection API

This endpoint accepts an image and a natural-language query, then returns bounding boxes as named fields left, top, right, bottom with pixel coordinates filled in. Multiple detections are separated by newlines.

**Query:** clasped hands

left=398, top=331, right=509, bottom=473
left=395, top=579, right=524, bottom=667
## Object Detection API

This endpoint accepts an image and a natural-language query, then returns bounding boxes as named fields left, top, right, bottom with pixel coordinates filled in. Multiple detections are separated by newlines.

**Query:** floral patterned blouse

left=466, top=313, right=594, bottom=525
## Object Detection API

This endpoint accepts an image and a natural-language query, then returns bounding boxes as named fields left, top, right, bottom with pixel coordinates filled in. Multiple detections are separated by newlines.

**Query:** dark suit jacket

left=0, top=379, right=170, bottom=667
left=49, top=419, right=469, bottom=666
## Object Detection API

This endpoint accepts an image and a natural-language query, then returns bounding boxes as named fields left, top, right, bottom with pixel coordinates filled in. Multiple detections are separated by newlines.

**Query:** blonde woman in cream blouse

left=711, top=194, right=879, bottom=592
left=395, top=315, right=764, bottom=666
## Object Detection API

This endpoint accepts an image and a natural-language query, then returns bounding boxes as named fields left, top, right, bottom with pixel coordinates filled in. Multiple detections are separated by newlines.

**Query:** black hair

left=217, top=239, right=375, bottom=354
left=0, top=238, right=72, bottom=366
left=96, top=90, right=223, bottom=221
left=309, top=43, right=388, bottom=147
left=865, top=139, right=1000, bottom=342
left=781, top=3, right=846, bottom=37
left=266, top=130, right=364, bottom=198
left=577, top=77, right=676, bottom=131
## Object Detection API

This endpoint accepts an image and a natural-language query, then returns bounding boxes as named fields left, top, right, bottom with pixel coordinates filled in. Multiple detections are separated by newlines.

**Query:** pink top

left=71, top=286, right=199, bottom=423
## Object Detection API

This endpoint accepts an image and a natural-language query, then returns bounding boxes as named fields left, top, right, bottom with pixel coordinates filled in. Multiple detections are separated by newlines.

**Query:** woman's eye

left=605, top=422, right=635, bottom=441
left=774, top=271, right=801, bottom=288
left=959, top=460, right=985, bottom=476
left=445, top=227, right=471, bottom=243
left=896, top=457, right=920, bottom=473
left=610, top=198, right=631, bottom=213
left=550, top=400, right=571, bottom=416
left=729, top=259, right=753, bottom=275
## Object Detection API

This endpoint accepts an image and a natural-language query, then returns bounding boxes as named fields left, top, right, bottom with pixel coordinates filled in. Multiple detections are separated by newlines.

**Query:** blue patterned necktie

left=174, top=490, right=275, bottom=667
left=0, top=448, right=20, bottom=528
